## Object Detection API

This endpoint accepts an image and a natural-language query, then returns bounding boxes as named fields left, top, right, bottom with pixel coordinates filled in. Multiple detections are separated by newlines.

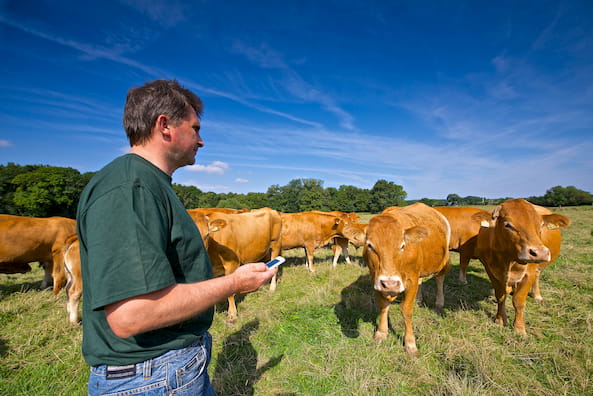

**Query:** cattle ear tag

left=480, top=220, right=490, bottom=228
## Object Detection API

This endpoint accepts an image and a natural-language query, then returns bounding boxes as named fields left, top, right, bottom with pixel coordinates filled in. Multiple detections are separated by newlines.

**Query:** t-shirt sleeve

left=83, top=182, right=177, bottom=311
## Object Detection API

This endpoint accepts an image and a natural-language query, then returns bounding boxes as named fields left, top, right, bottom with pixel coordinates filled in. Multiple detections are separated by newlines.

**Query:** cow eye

left=399, top=241, right=405, bottom=250
left=504, top=222, right=516, bottom=232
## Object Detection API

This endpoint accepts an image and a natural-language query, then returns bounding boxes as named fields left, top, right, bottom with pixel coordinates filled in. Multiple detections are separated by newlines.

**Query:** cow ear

left=471, top=211, right=492, bottom=228
left=209, top=219, right=227, bottom=233
left=404, top=226, right=428, bottom=243
left=543, top=214, right=571, bottom=229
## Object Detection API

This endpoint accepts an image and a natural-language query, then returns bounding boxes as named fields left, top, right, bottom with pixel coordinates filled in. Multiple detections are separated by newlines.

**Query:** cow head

left=485, top=199, right=570, bottom=264
left=341, top=222, right=367, bottom=247
left=364, top=214, right=428, bottom=296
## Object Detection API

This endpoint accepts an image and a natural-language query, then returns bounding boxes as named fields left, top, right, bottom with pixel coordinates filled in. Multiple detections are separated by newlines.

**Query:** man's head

left=123, top=79, right=204, bottom=147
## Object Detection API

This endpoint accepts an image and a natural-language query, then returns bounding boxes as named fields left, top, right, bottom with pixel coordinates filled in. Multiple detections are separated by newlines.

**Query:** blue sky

left=1, top=1, right=592, bottom=200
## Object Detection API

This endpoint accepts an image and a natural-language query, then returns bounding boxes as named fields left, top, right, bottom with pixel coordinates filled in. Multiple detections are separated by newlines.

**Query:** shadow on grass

left=420, top=264, right=493, bottom=312
left=0, top=338, right=7, bottom=358
left=334, top=264, right=495, bottom=339
left=212, top=320, right=283, bottom=396
left=0, top=278, right=45, bottom=302
left=334, top=274, right=378, bottom=338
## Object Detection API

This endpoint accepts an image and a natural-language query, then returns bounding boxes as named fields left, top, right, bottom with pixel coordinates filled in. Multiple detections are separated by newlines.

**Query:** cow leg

left=227, top=295, right=238, bottom=323
left=415, top=279, right=423, bottom=306
left=65, top=276, right=82, bottom=324
left=373, top=292, right=392, bottom=343
left=304, top=244, right=315, bottom=272
left=331, top=240, right=341, bottom=268
left=531, top=267, right=543, bottom=302
left=40, top=261, right=53, bottom=290
left=435, top=258, right=451, bottom=311
left=269, top=242, right=282, bottom=292
left=270, top=273, right=278, bottom=292
left=458, top=250, right=470, bottom=284
left=401, top=281, right=420, bottom=356
left=51, top=248, right=69, bottom=295
left=493, top=281, right=508, bottom=327
left=512, top=269, right=536, bottom=335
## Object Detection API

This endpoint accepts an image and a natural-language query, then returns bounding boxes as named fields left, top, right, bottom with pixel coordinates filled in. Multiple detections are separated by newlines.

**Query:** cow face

left=364, top=214, right=428, bottom=296
left=488, top=199, right=569, bottom=264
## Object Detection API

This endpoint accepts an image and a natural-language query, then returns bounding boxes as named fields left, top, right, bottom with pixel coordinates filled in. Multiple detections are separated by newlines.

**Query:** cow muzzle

left=374, top=275, right=405, bottom=295
left=517, top=245, right=551, bottom=263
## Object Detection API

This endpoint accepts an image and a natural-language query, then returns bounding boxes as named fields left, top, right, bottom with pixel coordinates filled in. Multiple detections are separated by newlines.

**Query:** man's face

left=169, top=110, right=203, bottom=168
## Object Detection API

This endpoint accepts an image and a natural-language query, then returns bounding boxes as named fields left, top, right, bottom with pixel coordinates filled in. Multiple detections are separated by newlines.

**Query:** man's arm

left=105, top=262, right=276, bottom=338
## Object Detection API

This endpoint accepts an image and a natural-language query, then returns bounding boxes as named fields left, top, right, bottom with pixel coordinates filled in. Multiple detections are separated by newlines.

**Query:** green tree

left=198, top=191, right=220, bottom=208
left=368, top=180, right=407, bottom=212
left=11, top=166, right=85, bottom=218
left=446, top=193, right=462, bottom=206
left=0, top=163, right=42, bottom=214
left=298, top=179, right=328, bottom=211
left=241, top=192, right=269, bottom=209
left=173, top=183, right=202, bottom=209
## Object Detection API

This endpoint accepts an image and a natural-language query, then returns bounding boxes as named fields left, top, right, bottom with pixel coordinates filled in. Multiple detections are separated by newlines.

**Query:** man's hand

left=231, top=262, right=278, bottom=295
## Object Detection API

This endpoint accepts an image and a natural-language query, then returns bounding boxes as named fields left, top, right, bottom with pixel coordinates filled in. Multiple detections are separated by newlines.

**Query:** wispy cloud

left=187, top=161, right=229, bottom=175
left=0, top=140, right=11, bottom=147
left=231, top=40, right=357, bottom=131
left=235, top=178, right=248, bottom=183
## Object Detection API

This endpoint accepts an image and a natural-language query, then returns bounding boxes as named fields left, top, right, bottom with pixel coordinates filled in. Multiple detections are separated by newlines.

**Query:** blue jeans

left=88, top=332, right=216, bottom=396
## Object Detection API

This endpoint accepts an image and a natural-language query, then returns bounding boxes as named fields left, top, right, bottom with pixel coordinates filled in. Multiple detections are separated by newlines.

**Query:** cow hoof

left=533, top=296, right=544, bottom=303
left=373, top=331, right=387, bottom=343
left=458, top=278, right=468, bottom=285
left=404, top=345, right=419, bottom=357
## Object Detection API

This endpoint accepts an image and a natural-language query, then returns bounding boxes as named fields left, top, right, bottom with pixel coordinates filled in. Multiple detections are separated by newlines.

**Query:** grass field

left=1, top=206, right=592, bottom=395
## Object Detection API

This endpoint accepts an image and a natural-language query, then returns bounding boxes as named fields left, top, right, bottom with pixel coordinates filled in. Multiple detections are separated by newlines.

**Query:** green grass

left=1, top=206, right=592, bottom=395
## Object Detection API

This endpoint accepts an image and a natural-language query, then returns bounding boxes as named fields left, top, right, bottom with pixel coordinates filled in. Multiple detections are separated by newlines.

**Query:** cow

left=434, top=206, right=491, bottom=284
left=474, top=199, right=570, bottom=335
left=332, top=221, right=368, bottom=267
left=280, top=211, right=348, bottom=272
left=364, top=203, right=451, bottom=356
left=205, top=207, right=282, bottom=321
left=0, top=214, right=77, bottom=293
left=62, top=235, right=82, bottom=324
left=310, top=211, right=363, bottom=267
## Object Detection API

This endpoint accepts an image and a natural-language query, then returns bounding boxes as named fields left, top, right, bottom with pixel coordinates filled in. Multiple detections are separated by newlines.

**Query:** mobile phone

left=266, top=256, right=286, bottom=269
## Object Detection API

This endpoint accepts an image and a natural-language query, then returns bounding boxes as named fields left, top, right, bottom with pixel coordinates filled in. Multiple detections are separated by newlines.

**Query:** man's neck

left=130, top=145, right=175, bottom=176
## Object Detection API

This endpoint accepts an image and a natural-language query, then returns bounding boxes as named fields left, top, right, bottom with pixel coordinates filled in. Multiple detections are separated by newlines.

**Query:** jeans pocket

left=173, top=342, right=208, bottom=392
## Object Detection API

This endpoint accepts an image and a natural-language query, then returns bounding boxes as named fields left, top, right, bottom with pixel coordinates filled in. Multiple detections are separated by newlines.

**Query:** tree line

left=1, top=163, right=591, bottom=219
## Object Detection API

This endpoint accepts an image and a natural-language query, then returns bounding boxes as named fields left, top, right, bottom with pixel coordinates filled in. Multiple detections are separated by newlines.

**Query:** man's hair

left=123, top=79, right=204, bottom=146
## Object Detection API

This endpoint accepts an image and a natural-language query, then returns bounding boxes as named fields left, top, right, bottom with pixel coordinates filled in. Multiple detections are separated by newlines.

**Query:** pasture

left=1, top=206, right=592, bottom=395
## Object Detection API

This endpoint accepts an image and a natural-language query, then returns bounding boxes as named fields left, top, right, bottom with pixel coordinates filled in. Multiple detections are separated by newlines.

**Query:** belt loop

left=143, top=359, right=152, bottom=379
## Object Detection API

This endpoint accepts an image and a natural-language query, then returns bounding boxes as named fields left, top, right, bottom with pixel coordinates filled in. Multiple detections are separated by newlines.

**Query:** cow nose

left=375, top=275, right=405, bottom=294
left=381, top=279, right=400, bottom=289
left=519, top=246, right=551, bottom=263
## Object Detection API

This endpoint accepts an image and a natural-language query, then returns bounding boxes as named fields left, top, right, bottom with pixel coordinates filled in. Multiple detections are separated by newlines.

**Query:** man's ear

left=156, top=115, right=172, bottom=139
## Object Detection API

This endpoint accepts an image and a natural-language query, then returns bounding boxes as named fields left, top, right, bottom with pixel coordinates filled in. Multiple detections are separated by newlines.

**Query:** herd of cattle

left=0, top=199, right=571, bottom=356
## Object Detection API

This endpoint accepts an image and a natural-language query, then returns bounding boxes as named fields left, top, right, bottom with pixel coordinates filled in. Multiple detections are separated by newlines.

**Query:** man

left=77, top=79, right=276, bottom=395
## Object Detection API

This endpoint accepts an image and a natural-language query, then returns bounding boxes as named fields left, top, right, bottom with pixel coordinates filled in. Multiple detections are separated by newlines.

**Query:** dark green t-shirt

left=76, top=154, right=213, bottom=366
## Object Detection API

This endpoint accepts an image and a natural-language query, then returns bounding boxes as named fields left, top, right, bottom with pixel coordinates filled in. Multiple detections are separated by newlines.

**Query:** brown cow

left=434, top=206, right=491, bottom=284
left=475, top=199, right=570, bottom=334
left=0, top=214, right=76, bottom=293
left=62, top=235, right=82, bottom=324
left=280, top=211, right=347, bottom=272
left=364, top=203, right=451, bottom=356
left=205, top=207, right=282, bottom=321
left=312, top=211, right=362, bottom=267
